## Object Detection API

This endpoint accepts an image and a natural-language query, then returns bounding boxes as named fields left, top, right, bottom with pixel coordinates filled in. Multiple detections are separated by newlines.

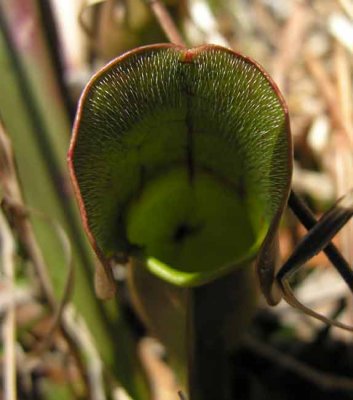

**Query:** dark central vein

left=180, top=63, right=195, bottom=185
left=185, top=97, right=194, bottom=184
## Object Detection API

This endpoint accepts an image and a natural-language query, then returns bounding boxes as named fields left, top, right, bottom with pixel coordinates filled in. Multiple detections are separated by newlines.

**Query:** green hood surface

left=68, top=44, right=291, bottom=287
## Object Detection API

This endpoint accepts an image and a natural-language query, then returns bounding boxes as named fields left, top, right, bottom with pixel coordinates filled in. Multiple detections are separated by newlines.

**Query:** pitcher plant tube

left=68, top=44, right=353, bottom=398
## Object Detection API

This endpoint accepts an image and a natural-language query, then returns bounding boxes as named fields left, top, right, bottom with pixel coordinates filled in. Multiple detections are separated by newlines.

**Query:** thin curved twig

left=78, top=0, right=107, bottom=37
left=30, top=214, right=74, bottom=355
left=178, top=390, right=187, bottom=400
left=0, top=120, right=56, bottom=309
left=243, top=334, right=353, bottom=392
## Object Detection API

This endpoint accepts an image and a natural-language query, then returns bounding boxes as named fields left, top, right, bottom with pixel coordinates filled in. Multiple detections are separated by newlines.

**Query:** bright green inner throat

left=127, top=168, right=264, bottom=285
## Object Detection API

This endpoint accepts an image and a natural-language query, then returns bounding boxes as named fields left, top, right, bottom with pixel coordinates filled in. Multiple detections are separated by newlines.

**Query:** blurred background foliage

left=1, top=0, right=353, bottom=399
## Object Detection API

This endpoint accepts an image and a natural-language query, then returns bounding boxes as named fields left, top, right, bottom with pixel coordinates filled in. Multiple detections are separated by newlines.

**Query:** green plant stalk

left=187, top=265, right=257, bottom=399
left=0, top=2, right=148, bottom=398
left=129, top=260, right=258, bottom=398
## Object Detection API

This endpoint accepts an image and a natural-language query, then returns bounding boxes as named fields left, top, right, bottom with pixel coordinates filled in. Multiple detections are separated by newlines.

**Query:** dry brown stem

left=146, top=0, right=185, bottom=46
left=0, top=210, right=16, bottom=400
left=306, top=53, right=351, bottom=140
left=272, top=2, right=311, bottom=92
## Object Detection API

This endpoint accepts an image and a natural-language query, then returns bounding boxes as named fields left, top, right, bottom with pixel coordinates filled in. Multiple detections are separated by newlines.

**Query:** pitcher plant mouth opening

left=126, top=167, right=269, bottom=286
left=68, top=43, right=292, bottom=288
